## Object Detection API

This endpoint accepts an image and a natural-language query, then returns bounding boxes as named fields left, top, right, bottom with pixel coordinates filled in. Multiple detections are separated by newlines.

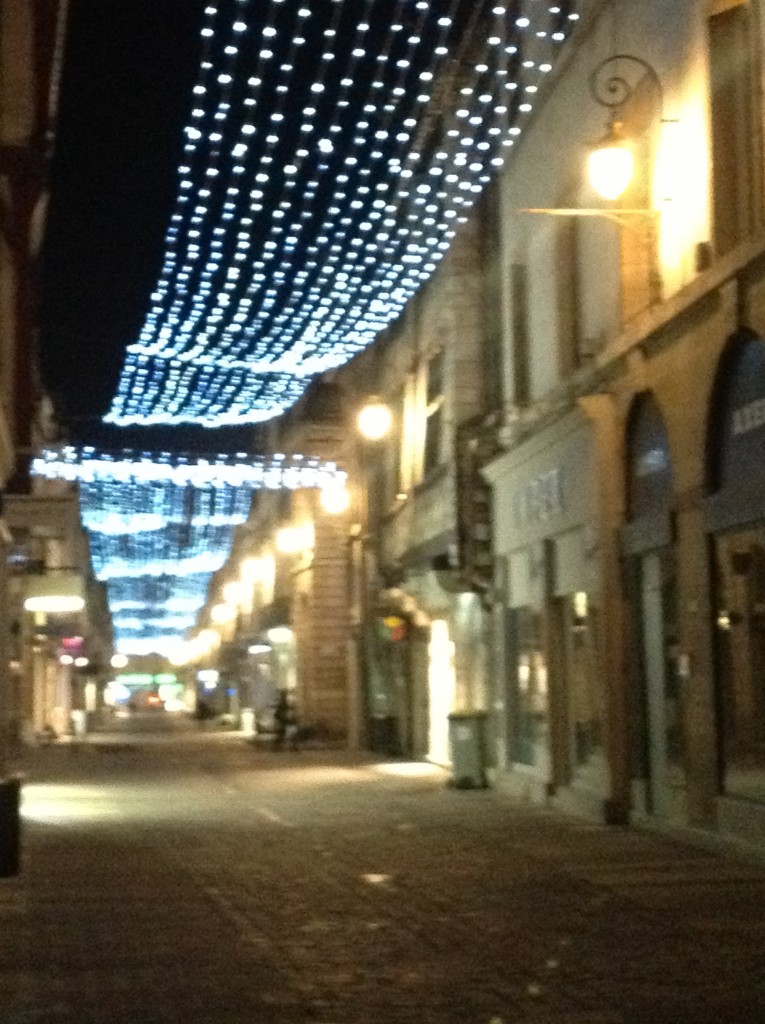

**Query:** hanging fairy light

left=55, top=1, right=583, bottom=654
left=32, top=446, right=346, bottom=656
left=104, top=0, right=582, bottom=427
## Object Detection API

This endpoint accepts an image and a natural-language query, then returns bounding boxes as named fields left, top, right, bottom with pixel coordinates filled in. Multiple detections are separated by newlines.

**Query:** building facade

left=479, top=0, right=765, bottom=850
left=195, top=384, right=356, bottom=743
left=329, top=207, right=501, bottom=765
left=296, top=0, right=765, bottom=855
left=1, top=1, right=110, bottom=764
left=186, top=0, right=765, bottom=856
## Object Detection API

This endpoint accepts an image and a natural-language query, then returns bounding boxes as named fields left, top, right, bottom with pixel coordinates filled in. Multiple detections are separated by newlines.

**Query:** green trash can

left=0, top=776, right=22, bottom=877
left=447, top=712, right=488, bottom=789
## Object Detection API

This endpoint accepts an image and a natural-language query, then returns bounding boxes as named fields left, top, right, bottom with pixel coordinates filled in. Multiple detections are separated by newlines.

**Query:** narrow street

left=1, top=716, right=764, bottom=1024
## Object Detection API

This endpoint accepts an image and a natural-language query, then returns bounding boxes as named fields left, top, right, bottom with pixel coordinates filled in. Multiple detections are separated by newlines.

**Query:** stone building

left=316, top=0, right=765, bottom=856
left=0, top=1, right=110, bottom=757
left=480, top=0, right=765, bottom=851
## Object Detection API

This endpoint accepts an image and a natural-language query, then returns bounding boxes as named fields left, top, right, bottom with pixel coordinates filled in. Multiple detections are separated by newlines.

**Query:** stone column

left=579, top=393, right=631, bottom=823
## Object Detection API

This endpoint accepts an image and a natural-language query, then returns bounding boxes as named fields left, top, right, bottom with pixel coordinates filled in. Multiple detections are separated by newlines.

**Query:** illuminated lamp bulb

left=276, top=525, right=307, bottom=554
left=223, top=580, right=247, bottom=605
left=320, top=481, right=351, bottom=514
left=356, top=397, right=392, bottom=440
left=197, top=629, right=220, bottom=652
left=211, top=602, right=236, bottom=625
left=588, top=120, right=634, bottom=200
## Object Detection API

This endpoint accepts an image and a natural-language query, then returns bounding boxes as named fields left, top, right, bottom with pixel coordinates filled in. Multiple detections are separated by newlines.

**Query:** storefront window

left=708, top=334, right=765, bottom=802
left=508, top=607, right=548, bottom=768
left=564, top=594, right=605, bottom=777
left=715, top=528, right=765, bottom=801
left=423, top=352, right=444, bottom=478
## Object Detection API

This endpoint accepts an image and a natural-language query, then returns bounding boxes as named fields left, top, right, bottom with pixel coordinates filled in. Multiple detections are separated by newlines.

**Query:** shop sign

left=717, top=335, right=765, bottom=490
left=380, top=615, right=407, bottom=642
left=731, top=396, right=765, bottom=437
left=513, top=467, right=564, bottom=528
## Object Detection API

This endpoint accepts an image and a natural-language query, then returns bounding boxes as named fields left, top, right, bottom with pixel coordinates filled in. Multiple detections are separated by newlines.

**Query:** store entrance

left=637, top=550, right=684, bottom=816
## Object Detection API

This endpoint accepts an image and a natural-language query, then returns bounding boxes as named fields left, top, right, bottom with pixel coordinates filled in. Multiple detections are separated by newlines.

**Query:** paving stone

left=1, top=720, right=764, bottom=1023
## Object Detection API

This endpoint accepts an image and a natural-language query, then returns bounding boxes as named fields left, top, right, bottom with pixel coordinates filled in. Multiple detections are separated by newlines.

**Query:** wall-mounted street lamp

left=356, top=396, right=392, bottom=441
left=588, top=117, right=634, bottom=202
left=587, top=53, right=664, bottom=202
left=520, top=53, right=670, bottom=228
left=320, top=479, right=351, bottom=515
left=318, top=397, right=391, bottom=516
left=276, top=523, right=314, bottom=554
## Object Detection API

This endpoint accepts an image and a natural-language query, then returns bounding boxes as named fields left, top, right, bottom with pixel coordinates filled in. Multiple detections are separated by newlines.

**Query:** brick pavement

left=1, top=723, right=765, bottom=1023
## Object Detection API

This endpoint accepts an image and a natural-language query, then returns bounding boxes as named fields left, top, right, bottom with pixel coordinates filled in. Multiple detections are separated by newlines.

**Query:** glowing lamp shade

left=223, top=581, right=247, bottom=606
left=276, top=524, right=313, bottom=554
left=357, top=399, right=392, bottom=441
left=267, top=626, right=293, bottom=645
left=211, top=602, right=237, bottom=625
left=320, top=482, right=351, bottom=515
left=24, top=573, right=85, bottom=614
left=588, top=123, right=634, bottom=200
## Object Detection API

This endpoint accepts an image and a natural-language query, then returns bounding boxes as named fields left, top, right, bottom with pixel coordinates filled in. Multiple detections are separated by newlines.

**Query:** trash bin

left=0, top=776, right=22, bottom=877
left=240, top=708, right=256, bottom=736
left=447, top=712, right=488, bottom=789
left=71, top=709, right=87, bottom=737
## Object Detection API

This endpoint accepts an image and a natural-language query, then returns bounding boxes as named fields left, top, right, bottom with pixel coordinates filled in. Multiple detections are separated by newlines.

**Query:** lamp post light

left=587, top=53, right=665, bottom=201
left=588, top=117, right=634, bottom=201
left=356, top=396, right=393, bottom=442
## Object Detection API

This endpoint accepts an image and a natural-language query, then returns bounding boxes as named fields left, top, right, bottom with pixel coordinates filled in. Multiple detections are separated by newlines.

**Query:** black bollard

left=0, top=777, right=21, bottom=877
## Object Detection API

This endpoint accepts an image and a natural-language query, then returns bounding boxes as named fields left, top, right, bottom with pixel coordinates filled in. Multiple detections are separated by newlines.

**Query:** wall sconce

left=276, top=523, right=314, bottom=554
left=356, top=396, right=392, bottom=441
left=210, top=602, right=237, bottom=626
left=587, top=53, right=664, bottom=201
left=222, top=581, right=248, bottom=606
left=320, top=480, right=351, bottom=515
left=240, top=555, right=272, bottom=585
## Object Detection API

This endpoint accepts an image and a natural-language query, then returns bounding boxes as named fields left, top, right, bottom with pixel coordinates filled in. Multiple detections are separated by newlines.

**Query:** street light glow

left=357, top=399, right=392, bottom=440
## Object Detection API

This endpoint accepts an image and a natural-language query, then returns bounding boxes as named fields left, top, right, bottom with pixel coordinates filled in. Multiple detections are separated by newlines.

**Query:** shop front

left=374, top=567, right=487, bottom=767
left=706, top=330, right=765, bottom=829
left=622, top=393, right=684, bottom=820
left=486, top=410, right=607, bottom=814
left=366, top=610, right=412, bottom=757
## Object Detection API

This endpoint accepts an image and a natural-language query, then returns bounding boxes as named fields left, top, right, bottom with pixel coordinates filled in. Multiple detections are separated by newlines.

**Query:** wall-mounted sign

left=512, top=468, right=565, bottom=528
left=716, top=335, right=765, bottom=491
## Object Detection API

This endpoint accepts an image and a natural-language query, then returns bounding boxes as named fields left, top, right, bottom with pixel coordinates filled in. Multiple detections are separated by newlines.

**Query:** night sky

left=40, top=1, right=533, bottom=454
left=40, top=0, right=255, bottom=452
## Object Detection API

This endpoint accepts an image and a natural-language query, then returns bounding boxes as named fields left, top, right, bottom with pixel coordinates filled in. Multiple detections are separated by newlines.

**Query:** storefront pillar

left=579, top=394, right=630, bottom=824
left=675, top=501, right=719, bottom=827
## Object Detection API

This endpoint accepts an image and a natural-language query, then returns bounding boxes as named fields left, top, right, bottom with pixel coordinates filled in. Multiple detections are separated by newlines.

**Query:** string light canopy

left=33, top=447, right=345, bottom=656
left=105, top=0, right=582, bottom=427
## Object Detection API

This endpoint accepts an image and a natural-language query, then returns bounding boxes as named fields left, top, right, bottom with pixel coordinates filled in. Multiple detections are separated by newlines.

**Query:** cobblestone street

left=2, top=717, right=764, bottom=1024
